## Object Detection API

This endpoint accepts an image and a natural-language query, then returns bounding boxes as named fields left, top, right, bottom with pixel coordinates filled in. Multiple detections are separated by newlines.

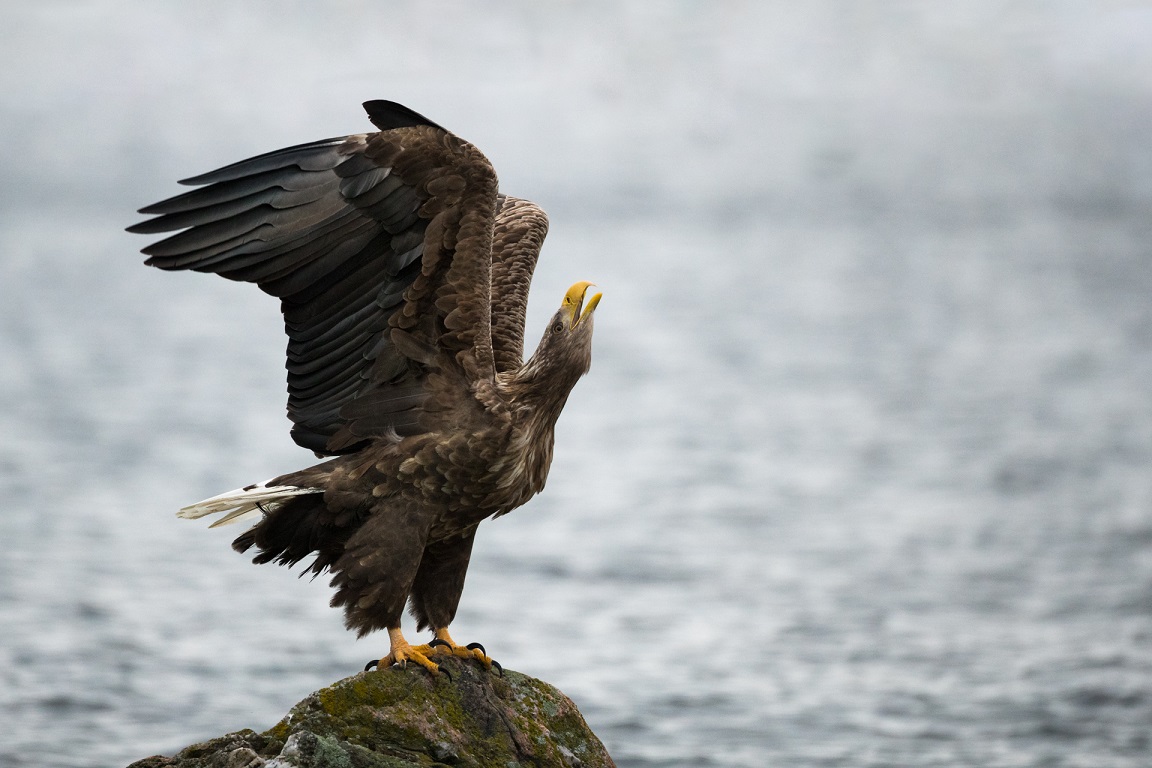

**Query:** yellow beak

left=563, top=281, right=602, bottom=327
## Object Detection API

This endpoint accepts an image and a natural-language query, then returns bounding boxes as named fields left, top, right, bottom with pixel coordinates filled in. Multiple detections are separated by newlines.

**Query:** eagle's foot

left=426, top=629, right=503, bottom=675
left=366, top=628, right=443, bottom=676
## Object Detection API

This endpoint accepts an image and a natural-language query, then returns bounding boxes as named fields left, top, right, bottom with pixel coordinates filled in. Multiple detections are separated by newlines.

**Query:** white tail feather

left=178, top=480, right=323, bottom=528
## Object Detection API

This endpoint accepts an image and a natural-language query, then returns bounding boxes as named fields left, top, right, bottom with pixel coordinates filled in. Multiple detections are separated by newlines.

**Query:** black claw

left=491, top=659, right=504, bottom=677
left=465, top=641, right=487, bottom=656
left=429, top=638, right=451, bottom=650
left=440, top=666, right=453, bottom=683
left=364, top=659, right=379, bottom=671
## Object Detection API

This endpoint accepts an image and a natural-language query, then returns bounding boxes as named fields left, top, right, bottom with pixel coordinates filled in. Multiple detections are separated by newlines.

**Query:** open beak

left=563, top=281, right=602, bottom=328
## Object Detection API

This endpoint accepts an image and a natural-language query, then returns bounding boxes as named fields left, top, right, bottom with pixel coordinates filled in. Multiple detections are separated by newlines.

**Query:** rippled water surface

left=3, top=3, right=1152, bottom=767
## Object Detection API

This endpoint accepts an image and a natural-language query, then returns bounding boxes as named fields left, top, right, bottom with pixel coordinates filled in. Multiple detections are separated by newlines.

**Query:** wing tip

left=362, top=100, right=445, bottom=133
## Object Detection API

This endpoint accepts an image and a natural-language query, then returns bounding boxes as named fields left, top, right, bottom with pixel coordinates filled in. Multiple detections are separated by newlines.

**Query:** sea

left=2, top=3, right=1152, bottom=766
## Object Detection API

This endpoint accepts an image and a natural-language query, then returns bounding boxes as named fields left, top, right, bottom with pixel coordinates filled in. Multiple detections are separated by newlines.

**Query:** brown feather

left=491, top=196, right=549, bottom=373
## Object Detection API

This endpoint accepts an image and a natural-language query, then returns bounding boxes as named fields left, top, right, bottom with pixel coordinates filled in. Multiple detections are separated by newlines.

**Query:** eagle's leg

left=336, top=507, right=440, bottom=675
left=368, top=627, right=441, bottom=675
left=406, top=531, right=500, bottom=672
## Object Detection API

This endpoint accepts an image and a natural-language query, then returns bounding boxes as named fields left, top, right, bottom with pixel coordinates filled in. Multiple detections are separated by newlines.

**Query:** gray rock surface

left=127, top=657, right=615, bottom=768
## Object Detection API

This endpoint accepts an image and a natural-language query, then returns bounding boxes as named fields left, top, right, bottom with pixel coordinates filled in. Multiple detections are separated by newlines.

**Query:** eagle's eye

left=551, top=321, right=565, bottom=334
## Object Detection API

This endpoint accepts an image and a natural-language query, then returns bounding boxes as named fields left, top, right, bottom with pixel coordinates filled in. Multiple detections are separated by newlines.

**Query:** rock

left=127, top=657, right=616, bottom=768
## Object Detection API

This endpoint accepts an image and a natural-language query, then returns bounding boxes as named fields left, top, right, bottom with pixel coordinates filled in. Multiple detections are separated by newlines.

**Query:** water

left=2, top=3, right=1152, bottom=766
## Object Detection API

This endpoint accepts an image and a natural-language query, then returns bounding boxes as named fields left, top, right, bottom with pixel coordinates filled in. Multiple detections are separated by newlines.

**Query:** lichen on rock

left=127, top=658, right=615, bottom=768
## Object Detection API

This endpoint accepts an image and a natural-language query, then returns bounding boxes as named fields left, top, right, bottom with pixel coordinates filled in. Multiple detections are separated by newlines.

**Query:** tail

left=181, top=472, right=353, bottom=576
left=178, top=480, right=324, bottom=529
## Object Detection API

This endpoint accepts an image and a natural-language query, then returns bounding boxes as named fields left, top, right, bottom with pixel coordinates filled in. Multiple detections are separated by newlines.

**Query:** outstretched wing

left=128, top=101, right=500, bottom=455
left=489, top=196, right=549, bottom=374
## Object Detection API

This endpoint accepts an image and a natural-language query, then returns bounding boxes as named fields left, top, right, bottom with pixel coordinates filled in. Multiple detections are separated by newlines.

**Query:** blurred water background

left=2, top=2, right=1152, bottom=766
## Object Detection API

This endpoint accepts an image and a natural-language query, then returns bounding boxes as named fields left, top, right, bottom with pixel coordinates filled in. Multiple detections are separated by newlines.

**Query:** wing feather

left=129, top=104, right=502, bottom=455
left=490, top=196, right=549, bottom=373
left=176, top=138, right=352, bottom=186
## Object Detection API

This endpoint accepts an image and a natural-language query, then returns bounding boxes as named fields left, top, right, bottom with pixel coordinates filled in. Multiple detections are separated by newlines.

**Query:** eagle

left=127, top=100, right=600, bottom=675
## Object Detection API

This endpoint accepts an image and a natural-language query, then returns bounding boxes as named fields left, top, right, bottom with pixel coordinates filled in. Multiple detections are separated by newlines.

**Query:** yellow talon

left=368, top=627, right=496, bottom=675
left=427, top=628, right=493, bottom=668
left=375, top=627, right=441, bottom=674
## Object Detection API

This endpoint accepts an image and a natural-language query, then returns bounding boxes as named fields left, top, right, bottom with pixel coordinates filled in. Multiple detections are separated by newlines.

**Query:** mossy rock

left=127, top=657, right=615, bottom=768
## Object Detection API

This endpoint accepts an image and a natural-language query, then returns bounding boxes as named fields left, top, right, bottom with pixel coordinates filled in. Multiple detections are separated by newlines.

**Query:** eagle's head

left=545, top=280, right=600, bottom=373
left=515, top=281, right=601, bottom=404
